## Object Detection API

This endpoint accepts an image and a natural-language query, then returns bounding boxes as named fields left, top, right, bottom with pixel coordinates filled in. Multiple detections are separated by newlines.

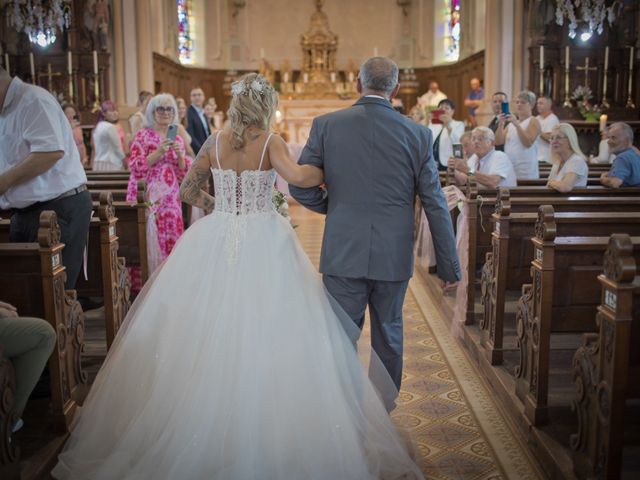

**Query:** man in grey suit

left=289, top=57, right=460, bottom=393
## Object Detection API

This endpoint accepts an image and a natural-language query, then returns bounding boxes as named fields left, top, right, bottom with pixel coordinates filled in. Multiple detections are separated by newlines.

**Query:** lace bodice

left=211, top=168, right=277, bottom=215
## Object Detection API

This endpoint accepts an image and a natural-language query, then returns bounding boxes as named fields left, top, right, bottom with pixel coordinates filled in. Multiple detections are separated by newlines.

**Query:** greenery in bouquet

left=272, top=189, right=298, bottom=228
left=571, top=85, right=601, bottom=121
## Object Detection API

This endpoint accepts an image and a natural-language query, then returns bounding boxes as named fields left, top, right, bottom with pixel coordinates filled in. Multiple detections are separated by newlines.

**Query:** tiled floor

left=291, top=203, right=543, bottom=480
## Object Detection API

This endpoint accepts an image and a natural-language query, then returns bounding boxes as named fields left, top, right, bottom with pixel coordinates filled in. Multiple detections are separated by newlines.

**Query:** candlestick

left=539, top=46, right=545, bottom=95
left=626, top=46, right=635, bottom=108
left=3, top=54, right=8, bottom=74
left=348, top=72, right=354, bottom=83
left=67, top=51, right=72, bottom=75
left=563, top=46, right=571, bottom=107
left=283, top=72, right=289, bottom=83
left=330, top=72, right=336, bottom=83
left=29, top=53, right=35, bottom=84
left=602, top=47, right=610, bottom=108
left=630, top=46, right=634, bottom=70
left=93, top=50, right=98, bottom=75
left=599, top=114, right=608, bottom=132
left=303, top=72, right=309, bottom=83
left=539, top=46, right=544, bottom=67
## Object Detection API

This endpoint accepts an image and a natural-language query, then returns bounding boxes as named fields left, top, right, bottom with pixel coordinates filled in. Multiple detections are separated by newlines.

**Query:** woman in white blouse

left=428, top=99, right=465, bottom=170
left=546, top=123, right=589, bottom=192
left=92, top=101, right=126, bottom=171
left=496, top=90, right=541, bottom=179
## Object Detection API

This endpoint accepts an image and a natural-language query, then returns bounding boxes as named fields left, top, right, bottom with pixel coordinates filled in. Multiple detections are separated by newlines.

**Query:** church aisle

left=292, top=204, right=544, bottom=480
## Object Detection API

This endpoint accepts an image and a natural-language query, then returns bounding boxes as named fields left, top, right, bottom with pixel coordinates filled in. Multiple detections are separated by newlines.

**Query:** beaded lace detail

left=212, top=131, right=276, bottom=264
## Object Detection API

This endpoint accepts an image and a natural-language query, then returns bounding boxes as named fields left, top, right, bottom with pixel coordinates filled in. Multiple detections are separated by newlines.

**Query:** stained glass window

left=444, top=0, right=460, bottom=61
left=178, top=0, right=194, bottom=64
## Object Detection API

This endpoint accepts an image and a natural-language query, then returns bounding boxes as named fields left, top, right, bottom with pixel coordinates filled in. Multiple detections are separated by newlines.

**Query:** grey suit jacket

left=289, top=96, right=461, bottom=282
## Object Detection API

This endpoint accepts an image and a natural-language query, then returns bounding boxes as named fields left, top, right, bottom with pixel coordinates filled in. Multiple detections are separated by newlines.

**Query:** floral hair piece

left=231, top=77, right=268, bottom=97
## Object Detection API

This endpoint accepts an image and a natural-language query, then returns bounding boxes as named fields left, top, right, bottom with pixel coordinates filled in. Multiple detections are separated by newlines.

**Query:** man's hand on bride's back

left=268, top=135, right=324, bottom=188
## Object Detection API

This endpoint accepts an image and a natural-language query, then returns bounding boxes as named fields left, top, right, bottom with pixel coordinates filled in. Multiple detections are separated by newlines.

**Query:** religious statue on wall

left=83, top=0, right=110, bottom=51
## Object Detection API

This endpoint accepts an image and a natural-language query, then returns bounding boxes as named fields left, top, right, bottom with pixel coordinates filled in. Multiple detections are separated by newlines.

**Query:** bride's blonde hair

left=228, top=73, right=278, bottom=149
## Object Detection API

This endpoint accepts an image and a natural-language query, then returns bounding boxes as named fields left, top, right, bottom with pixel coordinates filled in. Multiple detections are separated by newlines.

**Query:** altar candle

left=303, top=72, right=309, bottom=83
left=604, top=46, right=609, bottom=71
left=93, top=50, right=98, bottom=75
left=565, top=46, right=570, bottom=68
left=29, top=53, right=35, bottom=79
left=348, top=72, right=354, bottom=83
left=330, top=72, right=336, bottom=83
left=599, top=114, right=608, bottom=132
left=283, top=72, right=289, bottom=83
left=3, top=54, right=8, bottom=73
left=630, top=46, right=634, bottom=70
left=373, top=46, right=379, bottom=57
left=539, top=45, right=544, bottom=67
left=67, top=51, right=72, bottom=75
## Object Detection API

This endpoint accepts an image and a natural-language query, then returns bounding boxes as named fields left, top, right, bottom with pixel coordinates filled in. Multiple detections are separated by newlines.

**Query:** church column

left=135, top=0, right=155, bottom=93
left=112, top=0, right=126, bottom=106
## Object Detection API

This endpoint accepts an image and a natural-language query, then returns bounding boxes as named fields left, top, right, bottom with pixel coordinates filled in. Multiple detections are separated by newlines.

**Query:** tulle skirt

left=52, top=211, right=424, bottom=480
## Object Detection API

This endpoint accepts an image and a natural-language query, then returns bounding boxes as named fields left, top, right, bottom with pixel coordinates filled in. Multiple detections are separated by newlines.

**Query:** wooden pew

left=571, top=234, right=640, bottom=480
left=76, top=192, right=131, bottom=348
left=463, top=184, right=640, bottom=325
left=480, top=204, right=640, bottom=365
left=0, top=211, right=87, bottom=433
left=0, top=346, right=19, bottom=480
left=514, top=211, right=640, bottom=425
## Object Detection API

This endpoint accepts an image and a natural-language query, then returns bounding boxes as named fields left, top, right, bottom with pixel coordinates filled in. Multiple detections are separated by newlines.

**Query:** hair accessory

left=231, top=77, right=267, bottom=97
left=231, top=82, right=247, bottom=96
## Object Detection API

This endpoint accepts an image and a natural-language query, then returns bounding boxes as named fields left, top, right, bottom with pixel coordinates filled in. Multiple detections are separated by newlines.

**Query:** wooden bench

left=480, top=204, right=640, bottom=365
left=514, top=212, right=640, bottom=425
left=0, top=211, right=87, bottom=433
left=0, top=346, right=19, bottom=480
left=571, top=234, right=640, bottom=480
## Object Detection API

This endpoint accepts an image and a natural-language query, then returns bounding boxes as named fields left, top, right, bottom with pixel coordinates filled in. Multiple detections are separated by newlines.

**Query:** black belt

left=12, top=185, right=88, bottom=214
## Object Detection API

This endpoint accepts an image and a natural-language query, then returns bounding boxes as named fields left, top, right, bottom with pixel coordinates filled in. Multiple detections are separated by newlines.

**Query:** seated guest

left=0, top=300, right=56, bottom=433
left=62, top=103, right=88, bottom=167
left=589, top=128, right=616, bottom=164
left=428, top=99, right=465, bottom=171
left=454, top=126, right=517, bottom=189
left=535, top=95, right=559, bottom=164
left=459, top=131, right=475, bottom=160
left=496, top=89, right=540, bottom=180
left=92, top=100, right=126, bottom=171
left=204, top=102, right=218, bottom=134
left=128, top=90, right=153, bottom=138
left=127, top=93, right=189, bottom=287
left=600, top=122, right=640, bottom=188
left=546, top=123, right=588, bottom=192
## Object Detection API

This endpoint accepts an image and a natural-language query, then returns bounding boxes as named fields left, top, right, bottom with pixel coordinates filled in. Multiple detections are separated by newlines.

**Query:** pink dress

left=127, top=128, right=190, bottom=290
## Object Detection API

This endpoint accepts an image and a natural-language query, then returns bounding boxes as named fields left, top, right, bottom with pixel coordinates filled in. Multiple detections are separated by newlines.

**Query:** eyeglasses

left=155, top=106, right=175, bottom=115
left=550, top=135, right=568, bottom=141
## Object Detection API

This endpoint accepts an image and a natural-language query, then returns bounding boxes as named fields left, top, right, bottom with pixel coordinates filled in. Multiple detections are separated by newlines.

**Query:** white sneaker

left=11, top=418, right=23, bottom=433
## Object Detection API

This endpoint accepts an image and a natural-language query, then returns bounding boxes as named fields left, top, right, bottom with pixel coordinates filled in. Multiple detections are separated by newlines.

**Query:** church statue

left=300, top=0, right=338, bottom=88
left=92, top=0, right=110, bottom=51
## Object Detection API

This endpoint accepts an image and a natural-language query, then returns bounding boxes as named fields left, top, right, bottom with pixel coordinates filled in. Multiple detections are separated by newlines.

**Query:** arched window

left=178, top=0, right=194, bottom=64
left=445, top=0, right=460, bottom=61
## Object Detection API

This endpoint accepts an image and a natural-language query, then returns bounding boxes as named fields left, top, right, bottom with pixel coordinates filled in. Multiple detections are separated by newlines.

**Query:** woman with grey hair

left=125, top=93, right=189, bottom=289
left=496, top=89, right=541, bottom=179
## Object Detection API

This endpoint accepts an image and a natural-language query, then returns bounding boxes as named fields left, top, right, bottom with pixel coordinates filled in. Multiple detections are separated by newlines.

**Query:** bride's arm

left=179, top=136, right=216, bottom=210
left=268, top=135, right=323, bottom=187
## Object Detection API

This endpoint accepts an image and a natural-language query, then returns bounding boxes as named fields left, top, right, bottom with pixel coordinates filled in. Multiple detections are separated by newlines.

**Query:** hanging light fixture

left=8, top=0, right=72, bottom=48
left=555, top=0, right=622, bottom=40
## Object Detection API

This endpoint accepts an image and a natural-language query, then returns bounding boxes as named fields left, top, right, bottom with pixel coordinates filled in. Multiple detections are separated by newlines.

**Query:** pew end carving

left=0, top=346, right=19, bottom=480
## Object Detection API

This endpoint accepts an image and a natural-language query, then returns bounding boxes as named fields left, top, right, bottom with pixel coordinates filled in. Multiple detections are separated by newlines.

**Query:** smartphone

left=452, top=144, right=464, bottom=159
left=431, top=109, right=444, bottom=124
left=166, top=123, right=178, bottom=142
left=501, top=101, right=510, bottom=115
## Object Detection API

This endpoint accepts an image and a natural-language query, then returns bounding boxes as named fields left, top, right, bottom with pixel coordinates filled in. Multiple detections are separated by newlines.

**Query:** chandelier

left=555, top=0, right=622, bottom=40
left=8, top=0, right=72, bottom=48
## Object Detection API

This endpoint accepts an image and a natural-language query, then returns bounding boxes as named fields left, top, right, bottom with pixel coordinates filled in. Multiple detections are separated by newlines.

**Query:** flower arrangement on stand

left=571, top=85, right=601, bottom=122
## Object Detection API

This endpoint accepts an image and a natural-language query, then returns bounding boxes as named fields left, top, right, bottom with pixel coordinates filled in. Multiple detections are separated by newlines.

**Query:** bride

left=52, top=73, right=424, bottom=480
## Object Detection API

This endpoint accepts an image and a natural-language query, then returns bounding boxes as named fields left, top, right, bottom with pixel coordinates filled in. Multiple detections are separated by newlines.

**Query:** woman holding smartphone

left=495, top=90, right=541, bottom=179
left=126, top=93, right=190, bottom=289
left=428, top=99, right=465, bottom=171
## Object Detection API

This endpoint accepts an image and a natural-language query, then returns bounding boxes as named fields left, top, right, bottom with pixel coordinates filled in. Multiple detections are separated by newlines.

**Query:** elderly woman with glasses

left=546, top=123, right=589, bottom=192
left=126, top=93, right=190, bottom=286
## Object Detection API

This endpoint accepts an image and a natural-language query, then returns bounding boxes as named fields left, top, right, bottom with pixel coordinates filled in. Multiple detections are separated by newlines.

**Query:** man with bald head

left=290, top=57, right=460, bottom=400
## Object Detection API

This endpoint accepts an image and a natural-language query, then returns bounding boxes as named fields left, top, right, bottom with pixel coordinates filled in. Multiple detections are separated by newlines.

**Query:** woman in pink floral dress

left=127, top=93, right=190, bottom=290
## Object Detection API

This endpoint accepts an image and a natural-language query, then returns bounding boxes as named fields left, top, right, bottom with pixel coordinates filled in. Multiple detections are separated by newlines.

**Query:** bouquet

left=571, top=85, right=601, bottom=121
left=272, top=189, right=297, bottom=228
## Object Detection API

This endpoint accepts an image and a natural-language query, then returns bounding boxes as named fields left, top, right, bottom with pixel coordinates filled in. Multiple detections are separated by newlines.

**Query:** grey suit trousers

left=323, top=274, right=409, bottom=391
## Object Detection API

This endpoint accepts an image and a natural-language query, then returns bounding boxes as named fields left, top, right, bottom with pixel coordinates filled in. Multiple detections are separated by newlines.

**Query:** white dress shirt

left=0, top=77, right=87, bottom=209
left=428, top=120, right=465, bottom=168
left=535, top=112, right=559, bottom=163
left=92, top=121, right=126, bottom=171
left=467, top=149, right=517, bottom=188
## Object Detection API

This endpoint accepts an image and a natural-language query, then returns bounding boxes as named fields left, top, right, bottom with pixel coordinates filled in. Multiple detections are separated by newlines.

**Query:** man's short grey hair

left=358, top=57, right=399, bottom=96
left=610, top=122, right=634, bottom=143
left=472, top=126, right=495, bottom=142
left=145, top=93, right=179, bottom=128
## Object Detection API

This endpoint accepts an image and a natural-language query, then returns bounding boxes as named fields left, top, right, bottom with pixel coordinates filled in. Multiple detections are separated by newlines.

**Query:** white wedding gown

left=52, top=135, right=424, bottom=480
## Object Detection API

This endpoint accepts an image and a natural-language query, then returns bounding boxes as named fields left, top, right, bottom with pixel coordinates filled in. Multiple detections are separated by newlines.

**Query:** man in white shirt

left=454, top=126, right=517, bottom=189
left=535, top=95, right=559, bottom=163
left=417, top=81, right=447, bottom=110
left=0, top=66, right=91, bottom=289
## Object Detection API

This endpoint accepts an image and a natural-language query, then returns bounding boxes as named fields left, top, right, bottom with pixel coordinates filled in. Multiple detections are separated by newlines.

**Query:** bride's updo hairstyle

left=228, top=73, right=278, bottom=149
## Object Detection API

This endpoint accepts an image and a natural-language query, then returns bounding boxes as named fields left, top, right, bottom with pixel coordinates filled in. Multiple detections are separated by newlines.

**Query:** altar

left=278, top=98, right=353, bottom=144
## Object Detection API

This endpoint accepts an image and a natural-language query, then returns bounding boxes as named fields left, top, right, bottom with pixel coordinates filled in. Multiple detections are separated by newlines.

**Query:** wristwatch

left=467, top=170, right=475, bottom=177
